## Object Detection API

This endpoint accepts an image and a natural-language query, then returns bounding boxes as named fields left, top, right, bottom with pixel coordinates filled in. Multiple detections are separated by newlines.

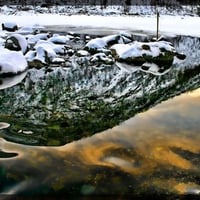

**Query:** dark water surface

left=0, top=88, right=200, bottom=197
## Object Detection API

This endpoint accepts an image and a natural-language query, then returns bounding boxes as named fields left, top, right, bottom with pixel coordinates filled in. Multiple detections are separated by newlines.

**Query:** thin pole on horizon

left=156, top=10, right=160, bottom=40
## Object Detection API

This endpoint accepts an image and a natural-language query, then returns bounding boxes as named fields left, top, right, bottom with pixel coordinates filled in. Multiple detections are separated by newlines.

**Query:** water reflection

left=0, top=88, right=200, bottom=197
left=0, top=71, right=27, bottom=90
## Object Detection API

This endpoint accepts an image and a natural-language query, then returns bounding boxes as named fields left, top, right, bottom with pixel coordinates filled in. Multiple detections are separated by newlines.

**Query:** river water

left=0, top=84, right=200, bottom=198
left=0, top=29, right=200, bottom=198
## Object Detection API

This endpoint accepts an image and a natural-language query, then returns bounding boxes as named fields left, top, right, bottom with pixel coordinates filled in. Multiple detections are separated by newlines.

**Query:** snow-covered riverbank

left=0, top=13, right=199, bottom=37
left=0, top=4, right=200, bottom=38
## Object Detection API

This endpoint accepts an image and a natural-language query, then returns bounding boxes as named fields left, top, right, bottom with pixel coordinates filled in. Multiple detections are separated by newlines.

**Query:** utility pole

left=156, top=11, right=159, bottom=40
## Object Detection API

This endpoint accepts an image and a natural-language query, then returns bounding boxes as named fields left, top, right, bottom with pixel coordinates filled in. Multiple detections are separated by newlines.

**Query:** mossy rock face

left=142, top=44, right=151, bottom=50
left=145, top=51, right=174, bottom=67
left=119, top=56, right=146, bottom=65
left=28, top=60, right=47, bottom=69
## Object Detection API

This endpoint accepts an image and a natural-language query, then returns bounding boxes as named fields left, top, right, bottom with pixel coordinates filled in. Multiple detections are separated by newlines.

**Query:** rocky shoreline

left=0, top=23, right=200, bottom=146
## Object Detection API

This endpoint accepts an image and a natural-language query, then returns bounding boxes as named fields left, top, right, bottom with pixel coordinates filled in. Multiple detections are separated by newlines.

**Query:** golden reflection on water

left=1, top=89, right=200, bottom=195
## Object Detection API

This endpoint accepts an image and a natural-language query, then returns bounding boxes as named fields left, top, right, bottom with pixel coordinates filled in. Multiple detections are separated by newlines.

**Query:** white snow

left=48, top=34, right=70, bottom=44
left=27, top=33, right=50, bottom=44
left=90, top=52, right=113, bottom=63
left=34, top=40, right=63, bottom=56
left=17, top=26, right=35, bottom=34
left=0, top=14, right=200, bottom=37
left=0, top=49, right=28, bottom=74
left=2, top=22, right=17, bottom=29
left=110, top=41, right=174, bottom=59
left=0, top=38, right=5, bottom=47
left=25, top=50, right=36, bottom=62
left=26, top=40, right=66, bottom=64
left=7, top=34, right=28, bottom=54
left=85, top=38, right=107, bottom=50
left=34, top=47, right=47, bottom=64
left=52, top=57, right=65, bottom=63
left=77, top=50, right=90, bottom=56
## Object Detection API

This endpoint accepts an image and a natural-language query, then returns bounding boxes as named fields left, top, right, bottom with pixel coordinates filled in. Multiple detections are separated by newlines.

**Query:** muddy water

left=0, top=88, right=200, bottom=197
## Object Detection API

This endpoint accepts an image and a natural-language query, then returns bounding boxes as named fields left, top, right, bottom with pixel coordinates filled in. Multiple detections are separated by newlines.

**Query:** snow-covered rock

left=27, top=33, right=51, bottom=45
left=84, top=37, right=107, bottom=53
left=18, top=24, right=44, bottom=35
left=90, top=52, right=114, bottom=65
left=5, top=34, right=28, bottom=54
left=48, top=34, right=70, bottom=44
left=2, top=22, right=18, bottom=32
left=25, top=49, right=47, bottom=68
left=52, top=57, right=65, bottom=64
left=34, top=40, right=66, bottom=55
left=25, top=40, right=67, bottom=67
left=84, top=33, right=133, bottom=54
left=76, top=50, right=90, bottom=57
left=110, top=41, right=177, bottom=66
left=17, top=26, right=36, bottom=35
left=0, top=49, right=28, bottom=75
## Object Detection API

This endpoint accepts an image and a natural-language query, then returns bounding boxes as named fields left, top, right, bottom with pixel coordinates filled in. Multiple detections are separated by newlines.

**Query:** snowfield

left=0, top=14, right=199, bottom=37
left=0, top=6, right=199, bottom=75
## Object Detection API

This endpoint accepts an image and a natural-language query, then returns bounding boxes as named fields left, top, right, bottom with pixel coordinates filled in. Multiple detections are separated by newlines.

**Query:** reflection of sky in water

left=1, top=88, right=200, bottom=195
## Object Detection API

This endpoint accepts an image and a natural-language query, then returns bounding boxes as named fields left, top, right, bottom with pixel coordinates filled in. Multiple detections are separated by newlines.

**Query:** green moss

left=47, top=139, right=61, bottom=146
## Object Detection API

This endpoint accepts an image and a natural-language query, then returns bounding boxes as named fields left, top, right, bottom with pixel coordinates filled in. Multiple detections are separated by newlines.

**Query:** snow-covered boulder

left=0, top=49, right=28, bottom=75
left=25, top=47, right=52, bottom=68
left=27, top=33, right=51, bottom=45
left=84, top=33, right=133, bottom=54
left=5, top=34, right=28, bottom=54
left=76, top=50, right=90, bottom=57
left=110, top=41, right=178, bottom=66
left=84, top=37, right=107, bottom=53
left=48, top=34, right=70, bottom=44
left=34, top=40, right=67, bottom=55
left=51, top=57, right=65, bottom=64
left=90, top=52, right=114, bottom=65
left=17, top=24, right=44, bottom=35
left=25, top=40, right=67, bottom=68
left=2, top=22, right=18, bottom=32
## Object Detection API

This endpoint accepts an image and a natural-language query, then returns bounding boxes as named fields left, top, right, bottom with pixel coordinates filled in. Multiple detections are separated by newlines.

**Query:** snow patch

left=0, top=49, right=28, bottom=74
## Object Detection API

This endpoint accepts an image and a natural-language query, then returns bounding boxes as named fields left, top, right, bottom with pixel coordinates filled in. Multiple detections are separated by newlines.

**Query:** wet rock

left=27, top=33, right=51, bottom=45
left=84, top=37, right=107, bottom=54
left=110, top=41, right=178, bottom=67
left=175, top=52, right=186, bottom=60
left=26, top=47, right=49, bottom=68
left=2, top=22, right=18, bottom=32
left=84, top=33, right=131, bottom=54
left=5, top=34, right=28, bottom=54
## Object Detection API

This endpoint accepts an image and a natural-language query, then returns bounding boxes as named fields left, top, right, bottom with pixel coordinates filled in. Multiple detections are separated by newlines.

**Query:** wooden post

left=156, top=11, right=159, bottom=40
